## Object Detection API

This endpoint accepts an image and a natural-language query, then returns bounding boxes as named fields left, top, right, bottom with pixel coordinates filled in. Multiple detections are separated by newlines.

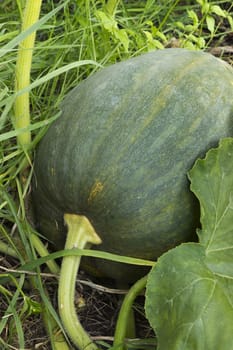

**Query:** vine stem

left=58, top=214, right=102, bottom=350
left=14, top=0, right=42, bottom=149
left=113, top=275, right=148, bottom=350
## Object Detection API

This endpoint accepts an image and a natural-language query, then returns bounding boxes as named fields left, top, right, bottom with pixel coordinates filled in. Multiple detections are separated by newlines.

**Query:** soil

left=0, top=255, right=154, bottom=350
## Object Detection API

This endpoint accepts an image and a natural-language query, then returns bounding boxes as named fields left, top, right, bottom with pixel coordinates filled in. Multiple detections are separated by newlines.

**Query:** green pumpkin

left=32, top=48, right=233, bottom=281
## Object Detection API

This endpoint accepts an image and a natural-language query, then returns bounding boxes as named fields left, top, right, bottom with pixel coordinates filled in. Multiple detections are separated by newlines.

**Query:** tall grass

left=0, top=0, right=232, bottom=349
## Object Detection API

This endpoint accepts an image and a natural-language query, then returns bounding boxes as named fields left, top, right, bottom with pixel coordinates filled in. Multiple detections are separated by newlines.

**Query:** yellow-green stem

left=58, top=214, right=101, bottom=350
left=113, top=275, right=148, bottom=350
left=30, top=233, right=60, bottom=275
left=42, top=302, right=71, bottom=350
left=14, top=0, right=42, bottom=148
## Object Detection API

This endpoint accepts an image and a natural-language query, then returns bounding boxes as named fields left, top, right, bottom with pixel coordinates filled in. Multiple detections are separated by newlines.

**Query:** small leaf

left=200, top=2, right=210, bottom=15
left=211, top=5, right=227, bottom=18
left=174, top=21, right=185, bottom=30
left=184, top=24, right=196, bottom=32
left=95, top=10, right=117, bottom=32
left=187, top=9, right=199, bottom=28
left=154, top=29, right=167, bottom=43
left=114, top=28, right=130, bottom=52
left=182, top=40, right=197, bottom=50
left=143, top=31, right=164, bottom=50
left=206, top=15, right=215, bottom=35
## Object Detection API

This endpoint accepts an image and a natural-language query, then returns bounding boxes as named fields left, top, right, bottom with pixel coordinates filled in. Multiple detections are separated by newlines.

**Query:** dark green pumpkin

left=32, top=48, right=233, bottom=281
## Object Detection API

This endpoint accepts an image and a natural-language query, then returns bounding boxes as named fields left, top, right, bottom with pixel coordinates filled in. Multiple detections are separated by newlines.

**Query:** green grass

left=0, top=0, right=232, bottom=349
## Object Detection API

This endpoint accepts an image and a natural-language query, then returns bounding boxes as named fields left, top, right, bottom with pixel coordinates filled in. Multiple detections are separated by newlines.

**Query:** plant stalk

left=30, top=232, right=60, bottom=275
left=42, top=302, right=71, bottom=350
left=58, top=214, right=102, bottom=350
left=14, top=0, right=42, bottom=149
left=113, top=275, right=148, bottom=350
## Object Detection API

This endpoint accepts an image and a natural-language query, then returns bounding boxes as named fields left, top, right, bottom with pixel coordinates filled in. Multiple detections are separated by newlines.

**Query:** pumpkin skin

left=32, top=48, right=233, bottom=281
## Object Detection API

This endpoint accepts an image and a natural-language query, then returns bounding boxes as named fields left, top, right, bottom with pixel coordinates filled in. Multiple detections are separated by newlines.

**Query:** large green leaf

left=189, top=138, right=233, bottom=278
left=145, top=138, right=233, bottom=350
left=145, top=244, right=233, bottom=350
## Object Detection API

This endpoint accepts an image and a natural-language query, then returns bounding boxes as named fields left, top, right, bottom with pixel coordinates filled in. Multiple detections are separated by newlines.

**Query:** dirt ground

left=0, top=254, right=154, bottom=350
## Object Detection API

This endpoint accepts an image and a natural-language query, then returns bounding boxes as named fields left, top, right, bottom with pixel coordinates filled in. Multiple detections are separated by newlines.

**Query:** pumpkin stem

left=113, top=275, right=148, bottom=350
left=58, top=214, right=101, bottom=350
